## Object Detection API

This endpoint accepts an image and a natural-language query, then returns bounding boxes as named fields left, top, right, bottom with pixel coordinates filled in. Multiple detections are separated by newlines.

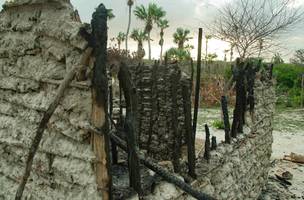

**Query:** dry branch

left=15, top=63, right=82, bottom=200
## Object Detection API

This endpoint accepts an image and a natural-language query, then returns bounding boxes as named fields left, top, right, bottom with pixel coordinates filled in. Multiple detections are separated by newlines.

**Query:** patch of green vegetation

left=273, top=63, right=304, bottom=108
left=212, top=120, right=225, bottom=129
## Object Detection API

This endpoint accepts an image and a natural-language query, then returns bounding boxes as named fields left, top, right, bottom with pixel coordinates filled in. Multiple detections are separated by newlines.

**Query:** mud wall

left=0, top=1, right=102, bottom=199
left=145, top=79, right=275, bottom=200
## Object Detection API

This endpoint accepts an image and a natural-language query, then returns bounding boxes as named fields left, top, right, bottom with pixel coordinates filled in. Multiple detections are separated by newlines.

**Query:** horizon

left=1, top=0, right=304, bottom=61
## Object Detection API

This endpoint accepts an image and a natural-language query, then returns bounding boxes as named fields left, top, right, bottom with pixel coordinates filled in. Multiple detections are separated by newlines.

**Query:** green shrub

left=273, top=63, right=304, bottom=107
left=212, top=120, right=225, bottom=129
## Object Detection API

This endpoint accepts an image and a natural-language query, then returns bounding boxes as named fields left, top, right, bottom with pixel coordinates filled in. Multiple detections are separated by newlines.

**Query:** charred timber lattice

left=171, top=64, right=182, bottom=173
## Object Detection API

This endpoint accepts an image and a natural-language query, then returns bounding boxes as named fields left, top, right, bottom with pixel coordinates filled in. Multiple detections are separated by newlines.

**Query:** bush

left=273, top=63, right=304, bottom=107
left=212, top=120, right=225, bottom=129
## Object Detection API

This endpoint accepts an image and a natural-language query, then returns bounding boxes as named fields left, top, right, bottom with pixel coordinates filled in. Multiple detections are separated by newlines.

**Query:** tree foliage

left=173, top=28, right=193, bottom=49
left=290, top=49, right=304, bottom=65
left=210, top=0, right=303, bottom=58
left=134, top=3, right=166, bottom=60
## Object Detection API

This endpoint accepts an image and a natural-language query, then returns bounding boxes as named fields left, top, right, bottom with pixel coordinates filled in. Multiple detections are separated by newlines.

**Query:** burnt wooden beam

left=221, top=96, right=231, bottom=144
left=204, top=124, right=211, bottom=161
left=105, top=123, right=215, bottom=200
left=118, top=63, right=142, bottom=195
left=193, top=28, right=203, bottom=141
left=90, top=4, right=112, bottom=200
left=182, top=80, right=196, bottom=178
left=171, top=65, right=182, bottom=173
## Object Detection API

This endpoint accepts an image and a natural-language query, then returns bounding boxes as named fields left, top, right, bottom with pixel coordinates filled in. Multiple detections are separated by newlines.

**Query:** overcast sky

left=1, top=0, right=304, bottom=61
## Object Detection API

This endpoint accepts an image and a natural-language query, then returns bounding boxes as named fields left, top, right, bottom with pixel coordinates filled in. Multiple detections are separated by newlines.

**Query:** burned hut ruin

left=0, top=0, right=275, bottom=200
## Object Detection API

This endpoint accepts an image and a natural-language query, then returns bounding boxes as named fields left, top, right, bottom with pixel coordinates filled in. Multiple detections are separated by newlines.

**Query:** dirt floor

left=197, top=107, right=304, bottom=199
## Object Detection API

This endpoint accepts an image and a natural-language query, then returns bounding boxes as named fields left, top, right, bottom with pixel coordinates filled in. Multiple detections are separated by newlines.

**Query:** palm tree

left=126, top=0, right=134, bottom=52
left=205, top=34, right=212, bottom=73
left=130, top=29, right=149, bottom=60
left=134, top=3, right=166, bottom=60
left=230, top=43, right=235, bottom=62
left=157, top=19, right=169, bottom=63
left=166, top=48, right=191, bottom=61
left=224, top=49, right=229, bottom=62
left=116, top=32, right=126, bottom=50
left=107, top=9, right=115, bottom=20
left=173, top=28, right=192, bottom=49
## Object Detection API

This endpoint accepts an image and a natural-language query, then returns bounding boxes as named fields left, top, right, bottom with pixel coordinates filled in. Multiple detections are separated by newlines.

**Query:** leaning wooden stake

left=91, top=4, right=112, bottom=200
left=14, top=58, right=85, bottom=200
left=182, top=80, right=196, bottom=178
left=193, top=28, right=203, bottom=140
left=118, top=63, right=142, bottom=195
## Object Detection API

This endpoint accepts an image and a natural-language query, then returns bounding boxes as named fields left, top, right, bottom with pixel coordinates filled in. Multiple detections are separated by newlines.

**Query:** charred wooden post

left=221, top=96, right=231, bottom=143
left=118, top=63, right=142, bottom=195
left=147, top=62, right=159, bottom=154
left=90, top=4, right=112, bottom=199
left=204, top=124, right=211, bottom=161
left=246, top=63, right=256, bottom=114
left=190, top=59, right=194, bottom=91
left=182, top=80, right=196, bottom=178
left=211, top=136, right=217, bottom=150
left=193, top=28, right=203, bottom=141
left=231, top=60, right=246, bottom=137
left=109, top=71, right=118, bottom=165
left=171, top=65, right=182, bottom=173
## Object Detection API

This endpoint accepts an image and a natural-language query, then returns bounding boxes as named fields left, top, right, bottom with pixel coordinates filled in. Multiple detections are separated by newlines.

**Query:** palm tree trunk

left=126, top=5, right=132, bottom=52
left=148, top=31, right=151, bottom=60
left=160, top=44, right=163, bottom=63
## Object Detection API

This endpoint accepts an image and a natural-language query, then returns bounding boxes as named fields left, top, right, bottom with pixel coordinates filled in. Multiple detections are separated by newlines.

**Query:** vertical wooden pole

left=118, top=63, right=142, bottom=195
left=193, top=28, right=203, bottom=141
left=301, top=74, right=304, bottom=108
left=204, top=124, right=210, bottom=161
left=211, top=136, right=217, bottom=150
left=182, top=80, right=196, bottom=178
left=109, top=71, right=118, bottom=165
left=221, top=96, right=231, bottom=144
left=91, top=4, right=112, bottom=200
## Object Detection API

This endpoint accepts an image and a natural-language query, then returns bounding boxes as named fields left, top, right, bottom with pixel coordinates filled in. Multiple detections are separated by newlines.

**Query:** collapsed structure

left=0, top=0, right=275, bottom=199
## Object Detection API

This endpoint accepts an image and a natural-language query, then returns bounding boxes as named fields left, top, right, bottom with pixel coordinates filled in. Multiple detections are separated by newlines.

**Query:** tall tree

left=130, top=29, right=148, bottom=60
left=210, top=0, right=303, bottom=58
left=134, top=3, right=166, bottom=60
left=107, top=9, right=115, bottom=20
left=125, top=0, right=134, bottom=52
left=116, top=32, right=126, bottom=50
left=205, top=34, right=212, bottom=72
left=157, top=19, right=169, bottom=63
left=291, top=49, right=304, bottom=65
left=173, top=28, right=192, bottom=49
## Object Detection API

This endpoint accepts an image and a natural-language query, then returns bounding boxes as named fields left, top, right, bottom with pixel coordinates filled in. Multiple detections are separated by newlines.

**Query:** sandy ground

left=196, top=107, right=304, bottom=199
